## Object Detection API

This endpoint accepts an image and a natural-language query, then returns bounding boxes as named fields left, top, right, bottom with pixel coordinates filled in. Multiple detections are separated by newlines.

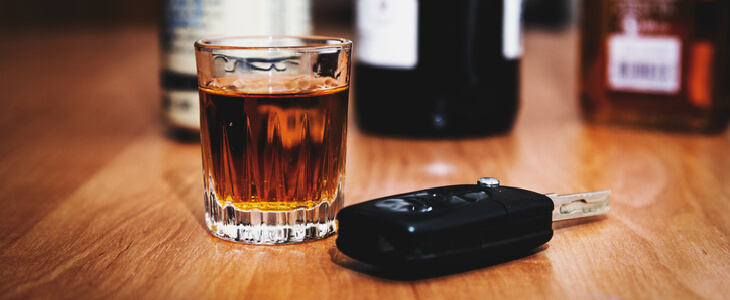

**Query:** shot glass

left=194, top=36, right=352, bottom=244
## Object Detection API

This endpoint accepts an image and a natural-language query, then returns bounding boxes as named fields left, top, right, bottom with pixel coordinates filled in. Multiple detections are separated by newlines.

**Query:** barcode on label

left=608, top=35, right=681, bottom=94
left=618, top=63, right=672, bottom=81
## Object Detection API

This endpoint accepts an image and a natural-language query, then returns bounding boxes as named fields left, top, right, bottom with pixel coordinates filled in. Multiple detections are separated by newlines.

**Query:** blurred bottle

left=580, top=0, right=730, bottom=133
left=160, top=0, right=312, bottom=136
left=354, top=0, right=524, bottom=138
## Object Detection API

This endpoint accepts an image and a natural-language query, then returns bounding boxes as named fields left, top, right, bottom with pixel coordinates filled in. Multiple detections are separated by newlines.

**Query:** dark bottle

left=523, top=0, right=573, bottom=31
left=354, top=0, right=524, bottom=137
left=580, top=0, right=730, bottom=133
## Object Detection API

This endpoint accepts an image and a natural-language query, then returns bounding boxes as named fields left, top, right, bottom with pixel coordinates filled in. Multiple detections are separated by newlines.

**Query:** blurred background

left=1, top=0, right=725, bottom=135
left=0, top=0, right=575, bottom=33
left=0, top=0, right=353, bottom=31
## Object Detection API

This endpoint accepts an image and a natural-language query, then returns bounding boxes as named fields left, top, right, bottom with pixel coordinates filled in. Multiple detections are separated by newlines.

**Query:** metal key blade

left=545, top=190, right=611, bottom=221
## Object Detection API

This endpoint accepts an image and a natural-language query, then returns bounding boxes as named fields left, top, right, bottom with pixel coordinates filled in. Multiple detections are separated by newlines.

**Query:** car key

left=336, top=177, right=610, bottom=268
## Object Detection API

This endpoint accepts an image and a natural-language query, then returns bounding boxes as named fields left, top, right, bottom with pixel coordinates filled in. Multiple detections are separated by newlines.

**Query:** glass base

left=204, top=193, right=341, bottom=244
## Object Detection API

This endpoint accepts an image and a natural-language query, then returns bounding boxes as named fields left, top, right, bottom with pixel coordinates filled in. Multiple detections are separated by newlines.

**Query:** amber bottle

left=580, top=0, right=730, bottom=133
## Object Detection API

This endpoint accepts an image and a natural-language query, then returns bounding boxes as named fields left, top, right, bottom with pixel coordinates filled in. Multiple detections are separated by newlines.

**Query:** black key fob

left=335, top=183, right=554, bottom=267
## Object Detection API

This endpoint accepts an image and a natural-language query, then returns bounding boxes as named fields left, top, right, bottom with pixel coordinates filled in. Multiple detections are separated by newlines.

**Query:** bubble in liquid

left=297, top=78, right=312, bottom=90
left=323, top=77, right=337, bottom=88
left=284, top=79, right=298, bottom=91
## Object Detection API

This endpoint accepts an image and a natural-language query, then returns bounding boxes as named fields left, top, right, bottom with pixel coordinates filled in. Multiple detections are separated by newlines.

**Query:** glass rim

left=194, top=35, right=352, bottom=51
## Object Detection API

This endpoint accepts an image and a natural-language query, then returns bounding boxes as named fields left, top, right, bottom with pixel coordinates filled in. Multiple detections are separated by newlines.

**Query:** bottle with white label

left=580, top=0, right=730, bottom=133
left=160, top=0, right=311, bottom=137
left=353, top=0, right=524, bottom=137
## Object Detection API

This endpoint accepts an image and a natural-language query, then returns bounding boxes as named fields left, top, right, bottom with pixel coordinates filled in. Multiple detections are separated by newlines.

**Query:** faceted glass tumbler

left=194, top=36, right=352, bottom=244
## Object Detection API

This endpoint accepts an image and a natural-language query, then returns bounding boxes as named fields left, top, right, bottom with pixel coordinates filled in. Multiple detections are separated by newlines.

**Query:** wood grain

left=0, top=26, right=729, bottom=299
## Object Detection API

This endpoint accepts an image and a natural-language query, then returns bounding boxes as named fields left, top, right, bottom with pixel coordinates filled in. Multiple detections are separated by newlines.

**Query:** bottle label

left=503, top=0, right=523, bottom=59
left=607, top=34, right=681, bottom=94
left=356, top=0, right=419, bottom=68
left=163, top=90, right=200, bottom=130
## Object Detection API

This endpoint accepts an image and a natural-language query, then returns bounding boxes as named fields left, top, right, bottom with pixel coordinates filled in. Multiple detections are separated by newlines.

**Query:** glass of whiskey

left=194, top=36, right=352, bottom=244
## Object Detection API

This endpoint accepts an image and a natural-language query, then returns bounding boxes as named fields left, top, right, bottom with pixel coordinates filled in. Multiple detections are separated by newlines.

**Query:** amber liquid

left=580, top=0, right=730, bottom=132
left=199, top=84, right=348, bottom=211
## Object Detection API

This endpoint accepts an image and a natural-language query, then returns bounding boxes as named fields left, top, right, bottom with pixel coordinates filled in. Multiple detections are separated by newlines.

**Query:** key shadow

left=328, top=245, right=548, bottom=281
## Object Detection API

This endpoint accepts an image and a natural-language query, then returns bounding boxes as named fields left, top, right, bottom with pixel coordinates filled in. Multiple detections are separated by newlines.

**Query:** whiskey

left=199, top=78, right=348, bottom=212
left=579, top=0, right=730, bottom=132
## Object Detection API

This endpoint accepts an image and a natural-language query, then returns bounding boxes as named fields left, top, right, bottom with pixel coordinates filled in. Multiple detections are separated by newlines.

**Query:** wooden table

left=1, top=26, right=729, bottom=299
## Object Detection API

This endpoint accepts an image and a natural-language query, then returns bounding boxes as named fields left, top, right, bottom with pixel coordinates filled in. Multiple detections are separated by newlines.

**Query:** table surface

left=1, top=25, right=729, bottom=300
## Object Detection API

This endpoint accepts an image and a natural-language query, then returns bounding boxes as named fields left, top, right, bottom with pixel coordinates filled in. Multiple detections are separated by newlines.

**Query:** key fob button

left=458, top=190, right=488, bottom=202
left=373, top=198, right=433, bottom=213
